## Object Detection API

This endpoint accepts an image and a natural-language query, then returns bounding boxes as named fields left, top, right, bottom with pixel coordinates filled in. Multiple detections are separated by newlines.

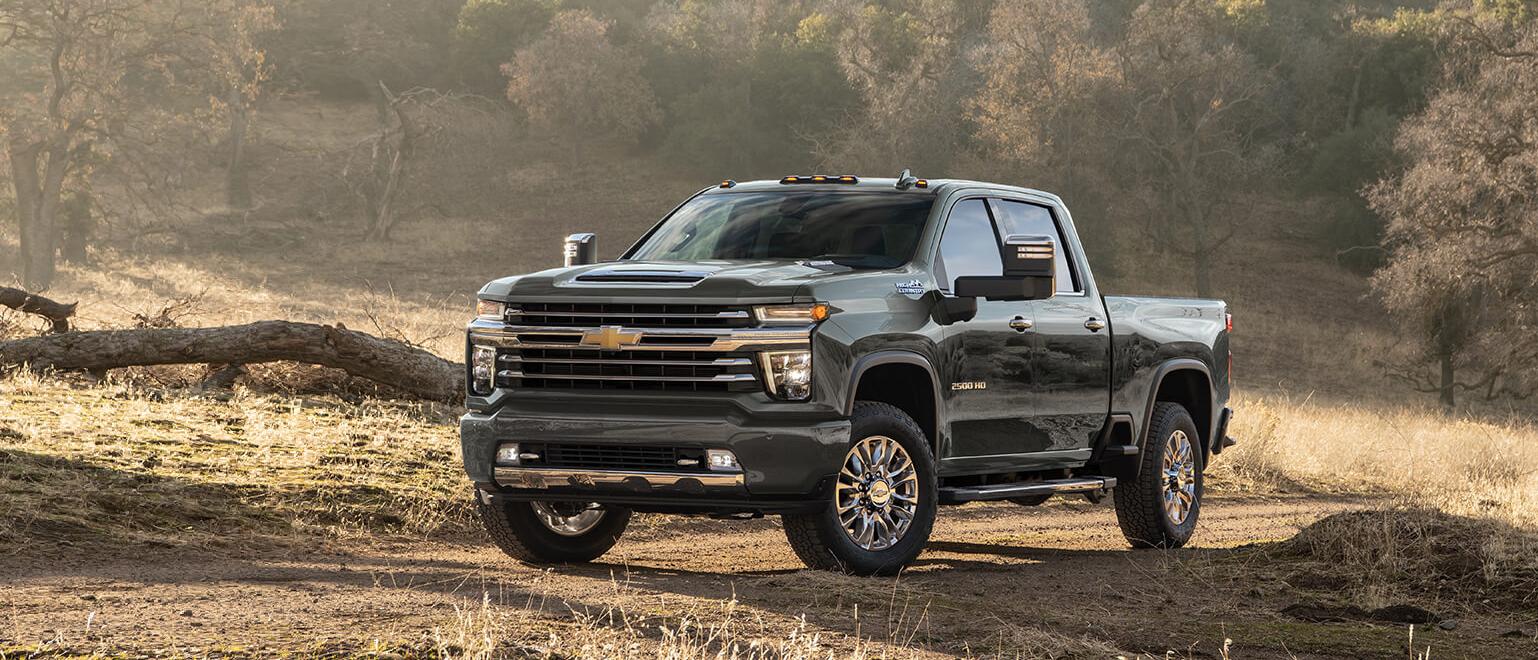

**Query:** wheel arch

left=846, top=351, right=942, bottom=454
left=1142, top=359, right=1215, bottom=461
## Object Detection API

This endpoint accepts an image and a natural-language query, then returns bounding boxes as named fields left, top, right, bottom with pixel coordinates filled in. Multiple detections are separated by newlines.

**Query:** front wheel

left=783, top=402, right=938, bottom=576
left=1113, top=402, right=1203, bottom=548
left=477, top=496, right=631, bottom=564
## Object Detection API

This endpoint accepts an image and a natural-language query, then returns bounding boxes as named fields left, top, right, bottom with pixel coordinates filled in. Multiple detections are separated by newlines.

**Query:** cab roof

left=699, top=176, right=1064, bottom=205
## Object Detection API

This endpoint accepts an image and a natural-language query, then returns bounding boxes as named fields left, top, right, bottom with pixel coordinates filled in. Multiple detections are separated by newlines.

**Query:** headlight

left=753, top=303, right=830, bottom=326
left=761, top=350, right=812, bottom=400
left=470, top=344, right=497, bottom=395
left=476, top=299, right=505, bottom=322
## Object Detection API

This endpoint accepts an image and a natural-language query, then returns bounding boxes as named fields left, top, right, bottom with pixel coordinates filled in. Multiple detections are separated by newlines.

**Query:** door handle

left=1008, top=316, right=1033, bottom=332
left=1084, top=317, right=1106, bottom=332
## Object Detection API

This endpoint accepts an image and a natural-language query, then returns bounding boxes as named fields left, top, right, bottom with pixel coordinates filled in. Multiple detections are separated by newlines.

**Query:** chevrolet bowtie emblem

left=580, top=325, right=643, bottom=351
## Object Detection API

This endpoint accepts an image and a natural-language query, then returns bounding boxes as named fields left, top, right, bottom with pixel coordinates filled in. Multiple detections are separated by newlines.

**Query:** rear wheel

left=1114, top=402, right=1203, bottom=548
left=477, top=496, right=631, bottom=563
left=783, top=402, right=937, bottom=575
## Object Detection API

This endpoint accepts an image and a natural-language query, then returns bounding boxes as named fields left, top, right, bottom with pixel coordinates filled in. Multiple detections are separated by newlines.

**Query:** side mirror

left=951, top=235, right=1056, bottom=302
left=954, top=275, right=1053, bottom=301
left=563, top=232, right=597, bottom=267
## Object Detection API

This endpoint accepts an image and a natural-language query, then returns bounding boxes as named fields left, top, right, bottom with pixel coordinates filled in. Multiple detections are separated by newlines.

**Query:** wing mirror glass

left=563, top=232, right=597, bottom=266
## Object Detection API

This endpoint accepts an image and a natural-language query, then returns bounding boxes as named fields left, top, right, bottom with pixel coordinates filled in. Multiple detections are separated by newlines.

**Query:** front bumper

left=461, top=400, right=850, bottom=513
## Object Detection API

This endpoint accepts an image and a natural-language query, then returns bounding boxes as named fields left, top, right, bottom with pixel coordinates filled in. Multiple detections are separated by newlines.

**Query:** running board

left=939, top=476, right=1117, bottom=504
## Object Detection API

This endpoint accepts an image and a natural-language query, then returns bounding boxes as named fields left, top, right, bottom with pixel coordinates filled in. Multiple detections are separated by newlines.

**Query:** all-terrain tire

left=1114, top=402, right=1203, bottom=549
left=476, top=496, right=631, bottom=564
left=782, top=402, right=938, bottom=576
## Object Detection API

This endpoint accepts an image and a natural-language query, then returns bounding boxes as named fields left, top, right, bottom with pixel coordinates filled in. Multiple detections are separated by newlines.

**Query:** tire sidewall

left=481, top=498, right=631, bottom=563
left=1148, top=408, right=1203, bottom=543
left=811, top=404, right=938, bottom=575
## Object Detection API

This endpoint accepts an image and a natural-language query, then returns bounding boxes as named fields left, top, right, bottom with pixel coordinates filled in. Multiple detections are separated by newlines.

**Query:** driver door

left=933, top=198, right=1045, bottom=461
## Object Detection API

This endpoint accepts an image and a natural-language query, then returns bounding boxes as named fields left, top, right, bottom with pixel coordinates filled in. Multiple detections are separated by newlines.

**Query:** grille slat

left=495, top=347, right=759, bottom=393
left=509, top=302, right=754, bottom=328
left=494, top=304, right=763, bottom=393
left=524, top=443, right=700, bottom=471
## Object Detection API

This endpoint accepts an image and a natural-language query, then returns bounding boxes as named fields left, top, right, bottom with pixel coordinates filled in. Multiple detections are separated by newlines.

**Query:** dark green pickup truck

left=462, top=173, right=1234, bottom=575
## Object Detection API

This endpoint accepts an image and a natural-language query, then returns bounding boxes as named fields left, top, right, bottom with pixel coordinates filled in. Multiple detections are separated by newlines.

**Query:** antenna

left=895, top=169, right=918, bottom=190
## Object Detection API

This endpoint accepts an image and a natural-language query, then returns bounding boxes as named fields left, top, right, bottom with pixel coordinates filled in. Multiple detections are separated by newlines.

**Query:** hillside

left=3, top=97, right=1537, bottom=657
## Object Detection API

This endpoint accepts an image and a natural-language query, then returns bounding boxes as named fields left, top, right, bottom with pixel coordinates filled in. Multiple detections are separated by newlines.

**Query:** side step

left=939, top=476, right=1117, bottom=505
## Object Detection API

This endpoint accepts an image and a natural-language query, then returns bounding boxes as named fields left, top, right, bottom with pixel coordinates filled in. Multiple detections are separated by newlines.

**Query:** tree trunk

left=8, top=138, right=69, bottom=290
left=0, top=320, right=463, bottom=402
left=1439, top=351, right=1455, bottom=409
left=59, top=190, right=93, bottom=264
left=226, top=88, right=253, bottom=209
left=1193, top=250, right=1213, bottom=299
left=0, top=287, right=75, bottom=333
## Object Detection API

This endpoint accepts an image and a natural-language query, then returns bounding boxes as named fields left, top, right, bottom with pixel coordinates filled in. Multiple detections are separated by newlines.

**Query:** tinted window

left=628, top=192, right=934, bottom=268
left=936, top=199, right=1002, bottom=292
left=989, top=199, right=1078, bottom=292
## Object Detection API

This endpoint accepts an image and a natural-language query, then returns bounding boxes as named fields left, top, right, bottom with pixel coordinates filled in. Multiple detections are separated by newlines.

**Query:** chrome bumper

left=493, top=466, right=746, bottom=492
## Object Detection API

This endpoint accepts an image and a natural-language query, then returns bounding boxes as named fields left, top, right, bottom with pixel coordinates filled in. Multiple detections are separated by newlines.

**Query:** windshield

left=628, top=191, right=935, bottom=268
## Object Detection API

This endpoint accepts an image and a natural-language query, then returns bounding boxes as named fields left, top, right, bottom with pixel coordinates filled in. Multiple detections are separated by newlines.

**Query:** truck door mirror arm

left=930, top=291, right=978, bottom=325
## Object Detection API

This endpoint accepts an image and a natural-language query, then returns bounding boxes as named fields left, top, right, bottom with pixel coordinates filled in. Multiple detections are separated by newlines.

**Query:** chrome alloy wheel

left=1162, top=430, right=1198, bottom=526
left=835, top=435, right=921, bottom=551
left=530, top=502, right=606, bottom=536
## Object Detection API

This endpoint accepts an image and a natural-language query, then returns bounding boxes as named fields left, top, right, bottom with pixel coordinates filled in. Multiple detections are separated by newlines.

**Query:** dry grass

left=1216, top=391, right=1538, bottom=528
left=1268, top=508, right=1538, bottom=613
left=1209, top=391, right=1538, bottom=614
left=0, top=370, right=471, bottom=556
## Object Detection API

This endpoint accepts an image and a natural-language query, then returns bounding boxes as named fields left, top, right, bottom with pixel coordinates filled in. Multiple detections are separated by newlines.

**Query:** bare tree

left=0, top=0, right=263, bottom=288
left=971, top=0, right=1116, bottom=207
left=1113, top=0, right=1275, bottom=297
left=340, top=83, right=453, bottom=241
left=1368, top=17, right=1538, bottom=407
left=203, top=0, right=278, bottom=210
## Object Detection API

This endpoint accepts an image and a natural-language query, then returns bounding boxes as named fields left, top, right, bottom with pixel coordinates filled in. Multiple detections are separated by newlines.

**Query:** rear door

left=933, top=198, right=1043, bottom=459
left=989, top=198, right=1111, bottom=455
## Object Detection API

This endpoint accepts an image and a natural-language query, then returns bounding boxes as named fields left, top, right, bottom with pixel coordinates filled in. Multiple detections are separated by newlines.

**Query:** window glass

left=936, top=199, right=1001, bottom=292
left=629, top=192, right=935, bottom=268
left=989, top=199, right=1078, bottom=292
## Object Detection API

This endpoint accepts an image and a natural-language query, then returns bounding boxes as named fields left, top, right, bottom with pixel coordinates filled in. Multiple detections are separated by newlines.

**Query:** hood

left=478, top=260, right=859, bottom=305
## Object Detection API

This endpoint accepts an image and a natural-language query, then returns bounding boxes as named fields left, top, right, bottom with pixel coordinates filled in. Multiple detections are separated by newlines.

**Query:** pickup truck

left=462, top=173, right=1234, bottom=575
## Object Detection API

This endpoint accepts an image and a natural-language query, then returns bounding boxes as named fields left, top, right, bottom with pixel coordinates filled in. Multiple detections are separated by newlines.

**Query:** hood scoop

left=574, top=265, right=713, bottom=284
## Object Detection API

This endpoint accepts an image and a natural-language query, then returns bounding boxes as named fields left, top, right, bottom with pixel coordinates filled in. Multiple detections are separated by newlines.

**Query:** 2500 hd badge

left=461, top=172, right=1235, bottom=576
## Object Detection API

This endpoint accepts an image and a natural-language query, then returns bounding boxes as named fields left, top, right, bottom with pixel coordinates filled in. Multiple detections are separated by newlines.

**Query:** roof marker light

left=720, top=179, right=736, bottom=188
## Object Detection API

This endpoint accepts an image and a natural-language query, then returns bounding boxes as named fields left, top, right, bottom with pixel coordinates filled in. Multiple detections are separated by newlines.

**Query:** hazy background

left=1, top=0, right=1535, bottom=409
left=5, top=2, right=1538, bottom=655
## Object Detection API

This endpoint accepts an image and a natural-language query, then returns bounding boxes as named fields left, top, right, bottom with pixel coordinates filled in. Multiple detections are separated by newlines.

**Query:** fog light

left=707, top=449, right=740, bottom=472
left=495, top=442, right=520, bottom=466
left=471, top=344, right=497, bottom=395
left=761, top=350, right=812, bottom=400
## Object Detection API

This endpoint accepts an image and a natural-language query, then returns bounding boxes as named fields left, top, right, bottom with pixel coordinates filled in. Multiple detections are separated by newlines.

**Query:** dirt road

left=2, top=494, right=1528, bottom=658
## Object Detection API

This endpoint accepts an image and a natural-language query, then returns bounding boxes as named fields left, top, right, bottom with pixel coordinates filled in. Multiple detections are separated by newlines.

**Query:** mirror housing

left=563, top=232, right=598, bottom=267
left=954, top=275, right=1053, bottom=301
left=948, top=234, right=1057, bottom=302
left=931, top=293, right=978, bottom=325
left=1001, top=234, right=1056, bottom=279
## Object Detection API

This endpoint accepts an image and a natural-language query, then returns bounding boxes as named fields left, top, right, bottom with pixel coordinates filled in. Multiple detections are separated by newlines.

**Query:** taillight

left=1225, top=312, right=1233, bottom=333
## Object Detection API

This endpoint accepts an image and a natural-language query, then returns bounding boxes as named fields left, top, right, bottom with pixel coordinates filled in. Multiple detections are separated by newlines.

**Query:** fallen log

left=0, top=320, right=463, bottom=402
left=0, top=287, right=76, bottom=333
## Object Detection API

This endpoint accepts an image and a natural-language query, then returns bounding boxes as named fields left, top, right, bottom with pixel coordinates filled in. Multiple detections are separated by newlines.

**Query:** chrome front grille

left=508, top=302, right=753, bottom=328
left=495, top=347, right=759, bottom=392
left=471, top=301, right=815, bottom=395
